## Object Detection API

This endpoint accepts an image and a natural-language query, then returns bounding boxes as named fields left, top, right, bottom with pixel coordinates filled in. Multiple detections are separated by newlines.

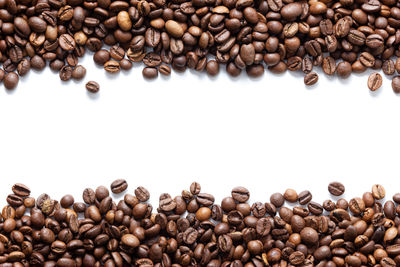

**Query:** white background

left=0, top=53, right=399, bottom=205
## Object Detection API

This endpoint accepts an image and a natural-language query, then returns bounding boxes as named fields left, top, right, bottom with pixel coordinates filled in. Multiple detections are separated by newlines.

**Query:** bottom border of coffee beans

left=1, top=180, right=400, bottom=267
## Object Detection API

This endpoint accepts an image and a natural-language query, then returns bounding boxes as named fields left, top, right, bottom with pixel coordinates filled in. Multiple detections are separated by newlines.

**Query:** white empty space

left=0, top=54, right=399, bottom=204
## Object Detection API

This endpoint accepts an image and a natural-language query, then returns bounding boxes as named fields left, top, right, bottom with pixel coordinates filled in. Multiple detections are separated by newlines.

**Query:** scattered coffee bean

left=304, top=72, right=318, bottom=86
left=142, top=67, right=158, bottom=79
left=368, top=72, right=383, bottom=91
left=110, top=179, right=128, bottom=194
left=328, top=182, right=345, bottom=196
left=392, top=76, right=400, bottom=94
left=86, top=81, right=100, bottom=93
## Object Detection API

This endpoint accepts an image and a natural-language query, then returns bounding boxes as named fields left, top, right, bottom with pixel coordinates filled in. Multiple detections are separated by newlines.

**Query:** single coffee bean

left=110, top=179, right=128, bottom=194
left=104, top=61, right=120, bottom=73
left=336, top=61, right=352, bottom=78
left=231, top=187, right=250, bottom=203
left=284, top=189, right=298, bottom=203
left=322, top=57, right=336, bottom=75
left=12, top=183, right=30, bottom=197
left=86, top=81, right=100, bottom=93
left=142, top=67, right=158, bottom=79
left=71, top=65, right=86, bottom=80
left=59, top=65, right=73, bottom=81
left=383, top=60, right=395, bottom=75
left=328, top=182, right=345, bottom=196
left=3, top=72, right=19, bottom=90
left=304, top=72, right=318, bottom=86
left=372, top=184, right=385, bottom=200
left=60, top=195, right=74, bottom=208
left=135, top=186, right=150, bottom=202
left=298, top=190, right=312, bottom=205
left=368, top=72, right=382, bottom=91
left=392, top=76, right=400, bottom=94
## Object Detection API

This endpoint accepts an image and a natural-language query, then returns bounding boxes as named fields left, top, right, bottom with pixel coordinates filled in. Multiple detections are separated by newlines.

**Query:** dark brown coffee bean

left=110, top=179, right=128, bottom=194
left=59, top=65, right=73, bottom=81
left=392, top=76, right=400, bottom=94
left=71, top=65, right=86, bottom=80
left=3, top=72, right=19, bottom=90
left=368, top=72, right=382, bottom=91
left=322, top=57, right=336, bottom=75
left=135, top=186, right=150, bottom=202
left=142, top=67, right=158, bottom=79
left=231, top=187, right=250, bottom=203
left=383, top=60, right=395, bottom=75
left=86, top=81, right=100, bottom=93
left=304, top=72, right=318, bottom=86
left=298, top=190, right=312, bottom=205
left=59, top=34, right=76, bottom=51
left=12, top=183, right=30, bottom=197
left=7, top=194, right=23, bottom=207
left=328, top=182, right=345, bottom=196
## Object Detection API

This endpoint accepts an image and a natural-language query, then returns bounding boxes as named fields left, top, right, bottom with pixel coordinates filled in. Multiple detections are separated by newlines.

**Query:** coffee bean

left=12, top=183, right=30, bottom=197
left=231, top=187, right=250, bottom=203
left=304, top=72, right=318, bottom=86
left=7, top=194, right=23, bottom=207
left=328, top=182, right=345, bottom=196
left=206, top=60, right=220, bottom=76
left=392, top=76, right=400, bottom=94
left=71, top=65, right=86, bottom=80
left=284, top=189, right=298, bottom=203
left=383, top=60, right=395, bottom=75
left=59, top=34, right=76, bottom=51
left=142, top=67, right=158, bottom=79
left=298, top=190, right=312, bottom=205
left=368, top=72, right=383, bottom=91
left=135, top=186, right=150, bottom=202
left=159, top=65, right=171, bottom=76
left=60, top=195, right=74, bottom=208
left=110, top=179, right=128, bottom=194
left=119, top=59, right=133, bottom=71
left=3, top=72, right=19, bottom=90
left=86, top=81, right=100, bottom=93
left=59, top=65, right=73, bottom=81
left=321, top=57, right=336, bottom=75
left=104, top=61, right=120, bottom=73
left=336, top=61, right=352, bottom=78
left=372, top=184, right=385, bottom=200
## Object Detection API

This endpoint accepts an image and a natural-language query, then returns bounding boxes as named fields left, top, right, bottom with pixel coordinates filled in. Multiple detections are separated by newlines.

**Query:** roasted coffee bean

left=110, top=179, right=128, bottom=194
left=284, top=189, right=298, bottom=203
left=392, top=76, right=400, bottom=94
left=104, top=61, right=120, bottom=73
left=3, top=72, right=19, bottom=90
left=59, top=65, right=73, bottom=81
left=298, top=190, right=312, bottom=205
left=142, top=67, right=158, bottom=79
left=0, top=181, right=400, bottom=267
left=135, top=186, right=150, bottom=202
left=368, top=72, right=383, bottom=91
left=71, top=65, right=86, bottom=80
left=304, top=72, right=318, bottom=86
left=322, top=57, right=336, bottom=75
left=159, top=65, right=171, bottom=76
left=86, top=81, right=100, bottom=93
left=12, top=183, right=30, bottom=197
left=231, top=187, right=250, bottom=203
left=372, top=184, right=385, bottom=200
left=328, top=182, right=345, bottom=196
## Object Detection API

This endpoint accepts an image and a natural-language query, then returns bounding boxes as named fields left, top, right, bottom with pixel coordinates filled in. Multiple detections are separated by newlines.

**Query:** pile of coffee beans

left=1, top=0, right=400, bottom=92
left=1, top=180, right=400, bottom=266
